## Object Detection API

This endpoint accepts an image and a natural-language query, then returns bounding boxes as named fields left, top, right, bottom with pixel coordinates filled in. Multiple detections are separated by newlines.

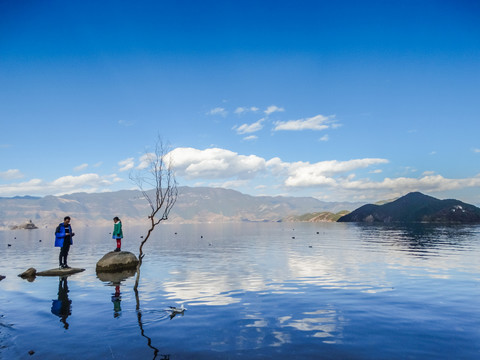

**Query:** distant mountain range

left=0, top=186, right=362, bottom=229
left=338, top=192, right=480, bottom=224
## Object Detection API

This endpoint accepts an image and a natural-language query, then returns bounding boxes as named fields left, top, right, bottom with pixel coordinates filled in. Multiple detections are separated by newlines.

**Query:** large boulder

left=96, top=251, right=139, bottom=273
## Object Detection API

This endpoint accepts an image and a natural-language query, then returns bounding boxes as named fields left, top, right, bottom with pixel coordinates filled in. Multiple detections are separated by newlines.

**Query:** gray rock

left=36, top=268, right=85, bottom=276
left=96, top=251, right=139, bottom=273
left=19, top=267, right=37, bottom=279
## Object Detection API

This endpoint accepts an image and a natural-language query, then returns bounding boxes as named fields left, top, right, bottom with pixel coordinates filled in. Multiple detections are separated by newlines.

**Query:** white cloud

left=235, top=106, right=259, bottom=114
left=118, top=158, right=135, bottom=172
left=274, top=114, right=337, bottom=131
left=339, top=174, right=480, bottom=195
left=136, top=152, right=171, bottom=170
left=209, top=179, right=250, bottom=189
left=168, top=147, right=266, bottom=180
left=474, top=148, right=480, bottom=153
left=282, top=158, right=390, bottom=187
left=74, top=163, right=88, bottom=172
left=319, top=134, right=329, bottom=142
left=243, top=135, right=258, bottom=141
left=234, top=118, right=265, bottom=135
left=0, top=169, right=24, bottom=180
left=265, top=105, right=285, bottom=115
left=118, top=119, right=134, bottom=127
left=0, top=173, right=118, bottom=197
left=207, top=107, right=227, bottom=116
left=52, top=174, right=112, bottom=188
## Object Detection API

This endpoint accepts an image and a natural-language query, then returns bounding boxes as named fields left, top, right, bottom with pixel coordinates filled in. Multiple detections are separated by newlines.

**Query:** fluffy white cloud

left=168, top=147, right=266, bottom=180
left=207, top=107, right=227, bottom=116
left=52, top=174, right=113, bottom=188
left=274, top=114, right=337, bottom=131
left=74, top=163, right=88, bottom=172
left=118, top=157, right=135, bottom=172
left=235, top=106, right=259, bottom=114
left=234, top=118, right=265, bottom=135
left=265, top=105, right=285, bottom=115
left=0, top=169, right=24, bottom=180
left=282, top=158, right=389, bottom=187
left=0, top=173, right=120, bottom=197
left=340, top=174, right=480, bottom=193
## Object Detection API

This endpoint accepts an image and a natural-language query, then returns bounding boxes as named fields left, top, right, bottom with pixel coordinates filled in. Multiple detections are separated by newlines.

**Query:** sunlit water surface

left=1, top=222, right=480, bottom=359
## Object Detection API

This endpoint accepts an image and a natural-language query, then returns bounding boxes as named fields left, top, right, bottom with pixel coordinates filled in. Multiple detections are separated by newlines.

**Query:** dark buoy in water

left=8, top=244, right=11, bottom=247
left=316, top=232, right=319, bottom=234
left=39, top=240, right=42, bottom=242
left=140, top=236, right=144, bottom=239
left=292, top=236, right=295, bottom=239
left=201, top=235, right=203, bottom=239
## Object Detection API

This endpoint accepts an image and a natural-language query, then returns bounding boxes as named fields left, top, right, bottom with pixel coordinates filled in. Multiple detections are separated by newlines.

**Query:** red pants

left=116, top=238, right=121, bottom=249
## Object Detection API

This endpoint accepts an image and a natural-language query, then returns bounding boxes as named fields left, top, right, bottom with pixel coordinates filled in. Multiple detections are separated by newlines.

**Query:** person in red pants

left=112, top=216, right=123, bottom=252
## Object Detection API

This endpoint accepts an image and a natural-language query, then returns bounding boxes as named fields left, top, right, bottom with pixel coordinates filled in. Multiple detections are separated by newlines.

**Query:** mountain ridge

left=337, top=192, right=480, bottom=223
left=0, top=186, right=361, bottom=229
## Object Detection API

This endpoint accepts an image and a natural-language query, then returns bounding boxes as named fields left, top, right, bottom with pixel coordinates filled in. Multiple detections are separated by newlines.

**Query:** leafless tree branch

left=130, top=136, right=178, bottom=295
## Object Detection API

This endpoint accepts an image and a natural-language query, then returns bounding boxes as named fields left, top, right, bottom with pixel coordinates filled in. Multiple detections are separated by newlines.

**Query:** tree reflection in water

left=136, top=307, right=160, bottom=359
left=98, top=269, right=165, bottom=359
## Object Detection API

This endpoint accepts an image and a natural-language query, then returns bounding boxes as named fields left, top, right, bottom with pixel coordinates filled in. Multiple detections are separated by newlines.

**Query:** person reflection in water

left=51, top=277, right=72, bottom=329
left=111, top=284, right=122, bottom=318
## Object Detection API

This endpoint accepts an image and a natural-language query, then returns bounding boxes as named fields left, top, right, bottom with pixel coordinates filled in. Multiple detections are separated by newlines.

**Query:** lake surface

left=1, top=222, right=480, bottom=359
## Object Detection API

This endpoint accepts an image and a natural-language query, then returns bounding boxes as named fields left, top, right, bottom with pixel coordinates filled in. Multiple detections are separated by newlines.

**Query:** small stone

left=19, top=268, right=37, bottom=279
left=28, top=350, right=35, bottom=355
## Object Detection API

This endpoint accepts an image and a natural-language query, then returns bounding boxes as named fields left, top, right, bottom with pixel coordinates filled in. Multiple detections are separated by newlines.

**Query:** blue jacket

left=54, top=223, right=73, bottom=247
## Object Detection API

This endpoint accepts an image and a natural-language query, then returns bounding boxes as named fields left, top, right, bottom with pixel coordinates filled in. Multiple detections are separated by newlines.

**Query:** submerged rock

left=96, top=251, right=139, bottom=273
left=36, top=268, right=85, bottom=276
left=18, top=267, right=85, bottom=279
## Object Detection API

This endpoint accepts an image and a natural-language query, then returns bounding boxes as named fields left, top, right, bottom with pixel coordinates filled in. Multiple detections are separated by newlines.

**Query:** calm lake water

left=1, top=222, right=480, bottom=359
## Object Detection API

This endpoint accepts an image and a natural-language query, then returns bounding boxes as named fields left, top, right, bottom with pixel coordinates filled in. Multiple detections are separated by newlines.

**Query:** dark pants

left=59, top=239, right=70, bottom=266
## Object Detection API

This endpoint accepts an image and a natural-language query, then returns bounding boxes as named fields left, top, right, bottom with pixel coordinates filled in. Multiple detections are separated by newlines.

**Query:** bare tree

left=130, top=137, right=178, bottom=296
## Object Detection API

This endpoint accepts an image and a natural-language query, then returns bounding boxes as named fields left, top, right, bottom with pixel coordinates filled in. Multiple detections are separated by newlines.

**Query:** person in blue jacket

left=55, top=216, right=75, bottom=269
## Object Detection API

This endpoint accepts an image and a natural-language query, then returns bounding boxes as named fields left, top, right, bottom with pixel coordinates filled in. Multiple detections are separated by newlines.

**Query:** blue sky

left=1, top=0, right=480, bottom=204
